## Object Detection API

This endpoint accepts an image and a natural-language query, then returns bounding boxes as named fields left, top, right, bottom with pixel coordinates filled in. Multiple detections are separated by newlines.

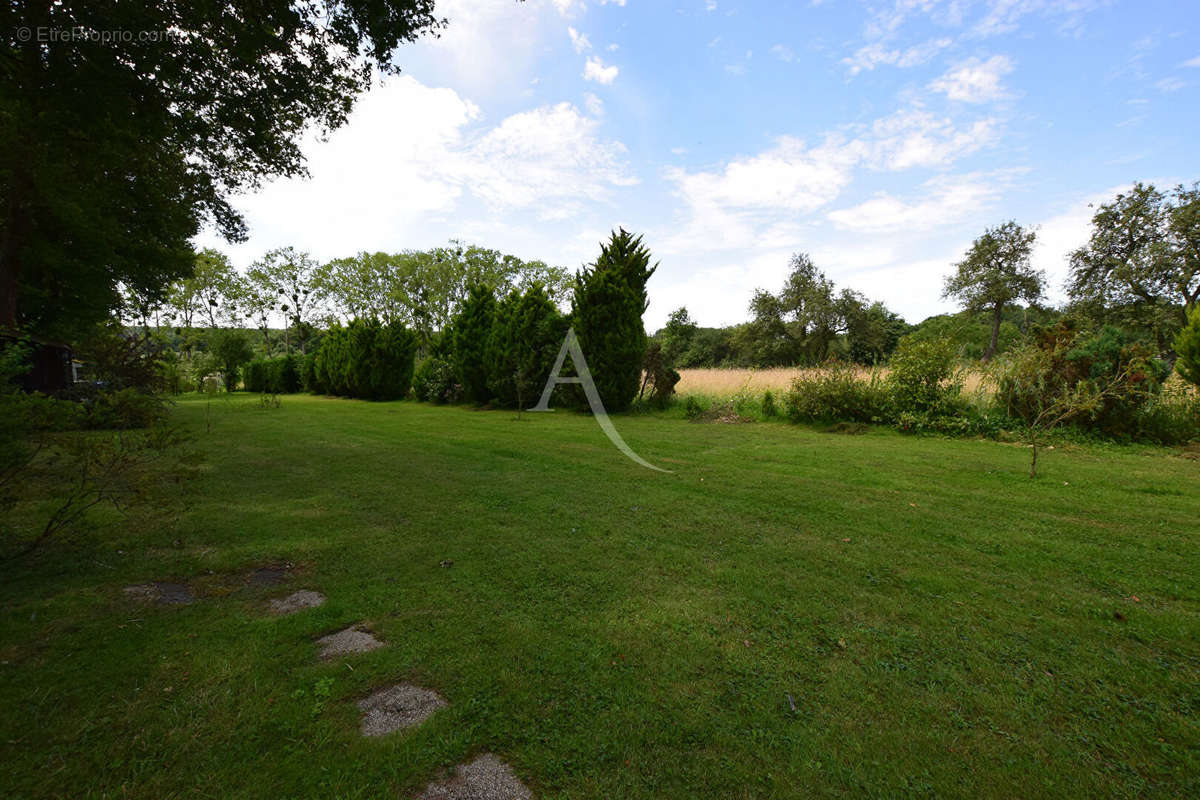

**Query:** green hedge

left=312, top=319, right=416, bottom=400
left=245, top=355, right=302, bottom=394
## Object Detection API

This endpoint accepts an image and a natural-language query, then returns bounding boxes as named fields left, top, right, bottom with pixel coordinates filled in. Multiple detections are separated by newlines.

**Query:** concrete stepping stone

left=269, top=590, right=325, bottom=615
left=358, top=683, right=447, bottom=737
left=315, top=625, right=383, bottom=659
left=123, top=582, right=194, bottom=605
left=417, top=753, right=532, bottom=800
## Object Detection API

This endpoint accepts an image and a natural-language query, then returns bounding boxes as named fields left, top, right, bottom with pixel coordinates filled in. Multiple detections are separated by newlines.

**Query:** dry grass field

left=676, top=366, right=990, bottom=398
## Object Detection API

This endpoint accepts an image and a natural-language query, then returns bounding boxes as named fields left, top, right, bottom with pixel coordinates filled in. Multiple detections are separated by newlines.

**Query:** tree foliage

left=573, top=229, right=656, bottom=412
left=486, top=285, right=566, bottom=408
left=2, top=1, right=444, bottom=337
left=312, top=318, right=416, bottom=401
left=944, top=221, right=1043, bottom=362
left=1068, top=183, right=1200, bottom=350
left=452, top=284, right=498, bottom=403
left=1175, top=305, right=1200, bottom=388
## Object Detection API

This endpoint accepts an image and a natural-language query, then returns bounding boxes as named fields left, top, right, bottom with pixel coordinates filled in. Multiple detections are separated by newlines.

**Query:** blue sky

left=199, top=0, right=1200, bottom=329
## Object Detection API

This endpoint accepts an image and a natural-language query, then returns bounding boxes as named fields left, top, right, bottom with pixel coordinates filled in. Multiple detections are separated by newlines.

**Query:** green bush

left=301, top=352, right=320, bottom=394
left=761, top=390, right=777, bottom=418
left=245, top=359, right=269, bottom=393
left=311, top=319, right=416, bottom=401
left=1134, top=382, right=1200, bottom=444
left=992, top=323, right=1174, bottom=441
left=413, top=357, right=459, bottom=404
left=1176, top=305, right=1200, bottom=388
left=885, top=336, right=962, bottom=417
left=271, top=355, right=302, bottom=394
left=784, top=362, right=885, bottom=423
left=83, top=388, right=169, bottom=430
left=486, top=285, right=567, bottom=408
left=452, top=284, right=497, bottom=403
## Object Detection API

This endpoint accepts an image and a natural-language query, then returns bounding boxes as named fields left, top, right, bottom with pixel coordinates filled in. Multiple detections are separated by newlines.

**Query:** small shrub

left=413, top=357, right=460, bottom=404
left=761, top=390, right=777, bottom=418
left=1135, top=382, right=1200, bottom=444
left=639, top=342, right=681, bottom=409
left=1172, top=305, right=1200, bottom=388
left=684, top=395, right=703, bottom=419
left=83, top=389, right=169, bottom=430
left=885, top=337, right=962, bottom=417
left=784, top=361, right=884, bottom=423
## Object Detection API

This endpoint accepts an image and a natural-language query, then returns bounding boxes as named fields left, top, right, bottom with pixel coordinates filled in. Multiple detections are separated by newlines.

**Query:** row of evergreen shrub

left=412, top=229, right=663, bottom=412
left=245, top=355, right=302, bottom=394
left=307, top=318, right=416, bottom=400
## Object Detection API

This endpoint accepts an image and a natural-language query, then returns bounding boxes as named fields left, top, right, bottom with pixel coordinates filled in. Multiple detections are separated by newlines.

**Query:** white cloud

left=856, top=108, right=1000, bottom=170
left=827, top=174, right=1002, bottom=234
left=929, top=55, right=1014, bottom=103
left=198, top=77, right=636, bottom=261
left=420, top=0, right=551, bottom=93
left=583, top=91, right=604, bottom=116
left=583, top=55, right=619, bottom=84
left=551, top=0, right=582, bottom=16
left=568, top=26, right=591, bottom=53
left=1156, top=76, right=1186, bottom=93
left=770, top=44, right=796, bottom=62
left=706, top=1, right=718, bottom=11
left=843, top=38, right=952, bottom=75
left=1184, top=56, right=1200, bottom=68
left=668, top=137, right=851, bottom=216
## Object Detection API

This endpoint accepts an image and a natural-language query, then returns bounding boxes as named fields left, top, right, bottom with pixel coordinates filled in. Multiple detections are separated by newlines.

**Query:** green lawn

left=1, top=395, right=1197, bottom=798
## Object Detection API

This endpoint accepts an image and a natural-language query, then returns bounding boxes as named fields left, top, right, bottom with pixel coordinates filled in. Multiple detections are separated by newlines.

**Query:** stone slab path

left=269, top=590, right=326, bottom=615
left=416, top=753, right=532, bottom=800
left=315, top=625, right=384, bottom=659
left=358, top=683, right=447, bottom=737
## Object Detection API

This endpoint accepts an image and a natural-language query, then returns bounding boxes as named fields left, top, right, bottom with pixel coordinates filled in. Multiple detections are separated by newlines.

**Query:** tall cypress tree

left=572, top=229, right=657, bottom=412
left=452, top=283, right=497, bottom=403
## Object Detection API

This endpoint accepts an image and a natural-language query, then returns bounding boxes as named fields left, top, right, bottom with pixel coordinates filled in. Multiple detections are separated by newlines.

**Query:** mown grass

left=1, top=394, right=1197, bottom=798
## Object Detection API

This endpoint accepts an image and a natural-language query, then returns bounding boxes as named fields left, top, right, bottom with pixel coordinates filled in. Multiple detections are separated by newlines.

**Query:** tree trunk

left=0, top=173, right=27, bottom=332
left=983, top=303, right=1003, bottom=362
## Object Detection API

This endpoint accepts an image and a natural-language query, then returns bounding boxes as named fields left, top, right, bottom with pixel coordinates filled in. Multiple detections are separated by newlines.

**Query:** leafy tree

left=1068, top=182, right=1200, bottom=350
left=780, top=253, right=844, bottom=363
left=572, top=229, right=657, bottom=412
left=452, top=284, right=498, bottom=403
left=846, top=301, right=908, bottom=364
left=944, top=221, right=1043, bottom=362
left=1176, top=305, right=1200, bottom=388
left=659, top=307, right=698, bottom=365
left=189, top=249, right=241, bottom=329
left=209, top=329, right=253, bottom=392
left=249, top=247, right=324, bottom=353
left=2, top=1, right=444, bottom=338
left=737, top=290, right=796, bottom=367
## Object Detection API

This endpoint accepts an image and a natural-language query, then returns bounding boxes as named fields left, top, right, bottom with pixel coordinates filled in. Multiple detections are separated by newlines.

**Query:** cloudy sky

left=197, top=0, right=1200, bottom=330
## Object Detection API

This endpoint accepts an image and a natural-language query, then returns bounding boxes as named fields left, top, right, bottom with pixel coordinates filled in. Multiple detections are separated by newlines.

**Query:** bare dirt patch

left=357, top=683, right=447, bottom=737
left=417, top=753, right=532, bottom=800
left=690, top=401, right=753, bottom=424
left=123, top=582, right=195, bottom=605
left=269, top=590, right=325, bottom=615
left=315, top=625, right=383, bottom=659
left=247, top=564, right=292, bottom=587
